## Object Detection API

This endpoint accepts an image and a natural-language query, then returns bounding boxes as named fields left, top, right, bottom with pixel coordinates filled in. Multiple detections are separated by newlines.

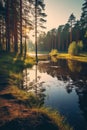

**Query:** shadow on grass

left=0, top=53, right=31, bottom=91
left=0, top=114, right=59, bottom=130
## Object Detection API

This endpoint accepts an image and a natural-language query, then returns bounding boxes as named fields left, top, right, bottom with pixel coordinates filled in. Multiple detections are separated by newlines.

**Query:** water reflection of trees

left=22, top=65, right=46, bottom=107
left=51, top=56, right=58, bottom=63
left=67, top=60, right=82, bottom=72
left=19, top=59, right=87, bottom=121
left=38, top=59, right=87, bottom=121
left=76, top=80, right=87, bottom=121
left=38, top=60, right=69, bottom=81
left=38, top=59, right=87, bottom=82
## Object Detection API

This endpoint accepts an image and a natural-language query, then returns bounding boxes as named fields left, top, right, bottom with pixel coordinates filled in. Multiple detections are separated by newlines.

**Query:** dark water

left=23, top=59, right=87, bottom=130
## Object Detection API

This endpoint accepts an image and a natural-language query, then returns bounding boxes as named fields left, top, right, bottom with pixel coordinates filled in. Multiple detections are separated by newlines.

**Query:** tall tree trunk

left=76, top=30, right=80, bottom=43
left=0, top=19, right=2, bottom=51
left=2, top=18, right=5, bottom=50
left=20, top=0, right=23, bottom=55
left=12, top=1, right=18, bottom=53
left=5, top=0, right=10, bottom=52
left=14, top=19, right=18, bottom=52
left=58, top=32, right=60, bottom=50
left=35, top=0, right=38, bottom=63
left=70, top=29, right=72, bottom=43
left=66, top=34, right=69, bottom=51
left=24, top=36, right=27, bottom=58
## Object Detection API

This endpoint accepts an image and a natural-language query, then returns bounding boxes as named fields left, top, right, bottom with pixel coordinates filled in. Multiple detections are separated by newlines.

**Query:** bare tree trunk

left=70, top=29, right=72, bottom=43
left=12, top=1, right=18, bottom=53
left=58, top=32, right=60, bottom=50
left=24, top=36, right=27, bottom=58
left=5, top=0, right=10, bottom=52
left=20, top=0, right=23, bottom=55
left=76, top=30, right=80, bottom=43
left=0, top=19, right=2, bottom=51
left=35, top=0, right=38, bottom=63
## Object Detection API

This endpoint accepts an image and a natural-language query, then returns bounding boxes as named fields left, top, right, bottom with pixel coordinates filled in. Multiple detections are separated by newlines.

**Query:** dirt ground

left=0, top=84, right=59, bottom=130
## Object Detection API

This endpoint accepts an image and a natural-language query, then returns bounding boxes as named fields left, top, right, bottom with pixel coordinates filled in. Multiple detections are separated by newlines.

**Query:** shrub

left=77, top=41, right=83, bottom=53
left=68, top=41, right=79, bottom=56
left=49, top=49, right=58, bottom=57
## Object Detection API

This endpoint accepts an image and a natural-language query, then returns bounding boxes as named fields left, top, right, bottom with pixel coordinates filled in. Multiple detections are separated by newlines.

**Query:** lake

left=23, top=59, right=87, bottom=130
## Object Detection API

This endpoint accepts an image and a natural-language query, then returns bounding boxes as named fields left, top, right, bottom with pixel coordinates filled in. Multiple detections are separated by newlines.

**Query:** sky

left=44, top=0, right=84, bottom=31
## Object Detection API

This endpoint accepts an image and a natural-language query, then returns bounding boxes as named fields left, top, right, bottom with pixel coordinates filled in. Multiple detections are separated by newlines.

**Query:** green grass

left=57, top=53, right=87, bottom=62
left=0, top=53, right=35, bottom=86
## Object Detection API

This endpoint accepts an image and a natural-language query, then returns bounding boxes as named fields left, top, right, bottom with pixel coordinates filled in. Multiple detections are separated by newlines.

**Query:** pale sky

left=44, top=0, right=84, bottom=31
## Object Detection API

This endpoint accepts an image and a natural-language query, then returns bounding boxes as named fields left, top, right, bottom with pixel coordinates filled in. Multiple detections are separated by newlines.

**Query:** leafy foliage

left=80, top=0, right=87, bottom=29
left=78, top=41, right=83, bottom=53
left=68, top=41, right=78, bottom=55
left=68, top=41, right=84, bottom=55
left=49, top=49, right=58, bottom=56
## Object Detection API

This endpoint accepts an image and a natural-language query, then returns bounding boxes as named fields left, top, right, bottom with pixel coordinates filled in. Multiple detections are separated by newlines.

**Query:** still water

left=23, top=59, right=87, bottom=130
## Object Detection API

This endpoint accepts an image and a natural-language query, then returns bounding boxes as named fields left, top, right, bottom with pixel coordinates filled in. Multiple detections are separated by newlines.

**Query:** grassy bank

left=49, top=50, right=87, bottom=62
left=0, top=53, right=73, bottom=130
left=0, top=53, right=35, bottom=85
left=28, top=51, right=87, bottom=62
left=58, top=53, right=87, bottom=62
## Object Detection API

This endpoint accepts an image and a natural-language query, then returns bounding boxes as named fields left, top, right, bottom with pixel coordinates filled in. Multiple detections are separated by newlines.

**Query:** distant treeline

left=37, top=0, right=87, bottom=52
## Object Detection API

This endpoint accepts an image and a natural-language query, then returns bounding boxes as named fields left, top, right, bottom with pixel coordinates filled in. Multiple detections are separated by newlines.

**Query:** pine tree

left=81, top=0, right=87, bottom=29
left=68, top=13, right=76, bottom=43
left=80, top=0, right=87, bottom=51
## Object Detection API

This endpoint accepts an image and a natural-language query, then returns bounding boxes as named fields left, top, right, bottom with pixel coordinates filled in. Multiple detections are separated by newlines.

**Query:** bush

left=68, top=41, right=78, bottom=56
left=77, top=41, right=83, bottom=53
left=49, top=49, right=58, bottom=57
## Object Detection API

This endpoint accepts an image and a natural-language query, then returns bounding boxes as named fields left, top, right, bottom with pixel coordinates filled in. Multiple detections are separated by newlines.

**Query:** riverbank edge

left=28, top=51, right=87, bottom=63
left=57, top=53, right=87, bottom=63
left=0, top=53, right=73, bottom=130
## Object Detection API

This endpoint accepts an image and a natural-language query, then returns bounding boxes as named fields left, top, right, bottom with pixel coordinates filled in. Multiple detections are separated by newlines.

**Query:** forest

left=37, top=0, right=87, bottom=52
left=0, top=0, right=87, bottom=130
left=0, top=0, right=87, bottom=54
left=0, top=0, right=46, bottom=55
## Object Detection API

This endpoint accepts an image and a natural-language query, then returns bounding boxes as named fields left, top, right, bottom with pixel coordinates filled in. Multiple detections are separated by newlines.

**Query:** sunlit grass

left=57, top=53, right=87, bottom=62
left=32, top=107, right=73, bottom=130
left=5, top=86, right=28, bottom=100
left=0, top=53, right=35, bottom=88
left=28, top=51, right=87, bottom=62
left=1, top=53, right=34, bottom=69
left=24, top=55, right=35, bottom=67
